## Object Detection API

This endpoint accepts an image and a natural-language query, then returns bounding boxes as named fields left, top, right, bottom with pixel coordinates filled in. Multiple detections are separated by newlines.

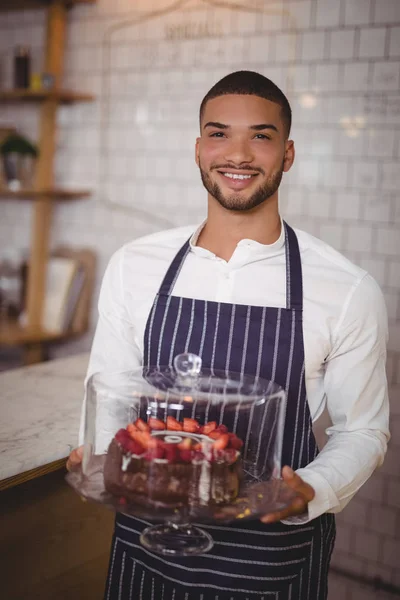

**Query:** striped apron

left=104, top=222, right=336, bottom=600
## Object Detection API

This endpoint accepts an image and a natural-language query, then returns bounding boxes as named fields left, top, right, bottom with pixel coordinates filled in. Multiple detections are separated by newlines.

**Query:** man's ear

left=283, top=140, right=295, bottom=172
left=195, top=137, right=200, bottom=167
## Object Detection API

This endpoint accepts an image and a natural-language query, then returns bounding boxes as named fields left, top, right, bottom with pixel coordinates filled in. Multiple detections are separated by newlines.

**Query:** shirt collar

left=189, top=218, right=286, bottom=262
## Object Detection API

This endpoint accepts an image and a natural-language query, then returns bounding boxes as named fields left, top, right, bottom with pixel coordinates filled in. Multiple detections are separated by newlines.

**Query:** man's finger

left=261, top=496, right=306, bottom=524
left=282, top=466, right=315, bottom=501
left=66, top=446, right=84, bottom=471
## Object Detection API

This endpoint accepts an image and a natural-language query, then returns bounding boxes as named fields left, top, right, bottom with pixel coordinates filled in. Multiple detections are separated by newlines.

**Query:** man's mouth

left=215, top=170, right=259, bottom=187
left=222, top=172, right=254, bottom=180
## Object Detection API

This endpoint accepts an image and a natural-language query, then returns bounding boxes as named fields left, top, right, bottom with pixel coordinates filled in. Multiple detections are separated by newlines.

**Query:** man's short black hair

left=199, top=70, right=292, bottom=138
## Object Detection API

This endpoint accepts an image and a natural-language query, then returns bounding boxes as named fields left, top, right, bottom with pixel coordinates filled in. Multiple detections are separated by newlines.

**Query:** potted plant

left=0, top=132, right=38, bottom=191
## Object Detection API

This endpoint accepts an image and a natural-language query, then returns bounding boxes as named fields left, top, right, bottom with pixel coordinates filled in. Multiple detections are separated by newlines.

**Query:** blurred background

left=0, top=0, right=399, bottom=598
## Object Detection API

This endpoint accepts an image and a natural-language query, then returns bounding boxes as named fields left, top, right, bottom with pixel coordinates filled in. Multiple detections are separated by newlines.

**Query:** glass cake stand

left=67, top=353, right=295, bottom=556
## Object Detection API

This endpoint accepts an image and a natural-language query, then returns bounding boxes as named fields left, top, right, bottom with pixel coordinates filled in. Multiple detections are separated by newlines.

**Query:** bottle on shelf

left=14, top=46, right=31, bottom=89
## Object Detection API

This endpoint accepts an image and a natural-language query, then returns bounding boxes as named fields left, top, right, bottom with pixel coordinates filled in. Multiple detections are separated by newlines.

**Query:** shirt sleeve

left=78, top=246, right=142, bottom=446
left=283, top=273, right=390, bottom=524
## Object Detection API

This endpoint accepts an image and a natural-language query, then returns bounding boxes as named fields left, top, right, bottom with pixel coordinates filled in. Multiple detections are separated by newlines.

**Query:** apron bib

left=104, top=223, right=336, bottom=599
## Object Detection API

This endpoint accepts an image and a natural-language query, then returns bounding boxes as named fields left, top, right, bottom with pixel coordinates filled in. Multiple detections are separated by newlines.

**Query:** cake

left=103, top=416, right=243, bottom=508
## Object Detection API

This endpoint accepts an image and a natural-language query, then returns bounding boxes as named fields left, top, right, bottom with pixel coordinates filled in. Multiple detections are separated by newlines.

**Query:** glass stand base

left=140, top=522, right=213, bottom=556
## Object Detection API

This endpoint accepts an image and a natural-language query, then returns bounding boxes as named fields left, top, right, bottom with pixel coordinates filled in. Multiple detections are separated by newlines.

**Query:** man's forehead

left=202, top=94, right=281, bottom=123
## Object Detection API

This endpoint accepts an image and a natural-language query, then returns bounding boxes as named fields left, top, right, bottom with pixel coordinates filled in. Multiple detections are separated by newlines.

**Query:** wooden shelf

left=0, top=0, right=96, bottom=12
left=0, top=318, right=86, bottom=346
left=0, top=188, right=91, bottom=200
left=0, top=0, right=97, bottom=365
left=0, top=89, right=94, bottom=103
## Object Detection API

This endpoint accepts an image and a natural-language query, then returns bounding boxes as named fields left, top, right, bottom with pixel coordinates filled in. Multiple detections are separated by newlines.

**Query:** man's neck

left=196, top=195, right=282, bottom=262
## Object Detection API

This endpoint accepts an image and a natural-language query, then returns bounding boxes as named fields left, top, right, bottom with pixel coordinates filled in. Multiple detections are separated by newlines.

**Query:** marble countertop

left=0, top=353, right=89, bottom=482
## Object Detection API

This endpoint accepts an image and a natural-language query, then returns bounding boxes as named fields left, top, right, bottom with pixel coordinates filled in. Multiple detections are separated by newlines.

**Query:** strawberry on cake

left=103, top=416, right=244, bottom=508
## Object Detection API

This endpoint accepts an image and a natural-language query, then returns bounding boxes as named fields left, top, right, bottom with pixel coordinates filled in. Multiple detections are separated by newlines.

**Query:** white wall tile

left=387, top=324, right=400, bottom=352
left=233, top=7, right=259, bottom=35
left=372, top=61, right=400, bottom=91
left=385, top=290, right=400, bottom=322
left=311, top=128, right=337, bottom=157
left=329, top=29, right=356, bottom=60
left=319, top=222, right=345, bottom=249
left=290, top=64, right=312, bottom=92
left=301, top=30, right=326, bottom=61
left=359, top=26, right=387, bottom=58
left=360, top=94, right=386, bottom=125
left=376, top=226, right=400, bottom=256
left=345, top=0, right=372, bottom=26
left=315, top=0, right=341, bottom=28
left=219, top=37, right=247, bottom=66
left=333, top=191, right=361, bottom=220
left=391, top=564, right=400, bottom=588
left=325, top=95, right=364, bottom=126
left=248, top=35, right=271, bottom=63
left=387, top=261, right=400, bottom=288
left=305, top=190, right=332, bottom=218
left=334, top=523, right=354, bottom=553
left=290, top=127, right=310, bottom=156
left=275, top=32, right=298, bottom=62
left=321, top=159, right=349, bottom=187
left=260, top=4, right=284, bottom=32
left=314, top=63, right=340, bottom=92
left=340, top=494, right=367, bottom=528
left=291, top=156, right=321, bottom=186
left=386, top=95, right=400, bottom=124
left=328, top=572, right=356, bottom=596
left=389, top=26, right=400, bottom=57
left=382, top=539, right=400, bottom=570
left=286, top=0, right=313, bottom=31
left=362, top=192, right=392, bottom=223
left=374, top=0, right=400, bottom=24
left=367, top=129, right=396, bottom=158
left=350, top=581, right=396, bottom=600
left=330, top=550, right=367, bottom=577
left=367, top=504, right=398, bottom=537
left=345, top=223, right=373, bottom=252
left=382, top=161, right=400, bottom=191
left=357, top=257, right=386, bottom=287
left=337, top=128, right=366, bottom=157
left=342, top=61, right=370, bottom=91
left=354, top=530, right=380, bottom=562
left=284, top=188, right=306, bottom=216
left=351, top=160, right=378, bottom=188
left=386, top=480, right=400, bottom=508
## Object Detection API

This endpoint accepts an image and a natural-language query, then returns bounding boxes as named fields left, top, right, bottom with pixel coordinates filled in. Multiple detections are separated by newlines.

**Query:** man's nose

left=223, top=139, right=254, bottom=165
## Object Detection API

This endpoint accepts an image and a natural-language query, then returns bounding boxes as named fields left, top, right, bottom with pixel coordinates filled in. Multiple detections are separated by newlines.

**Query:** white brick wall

left=0, top=0, right=399, bottom=590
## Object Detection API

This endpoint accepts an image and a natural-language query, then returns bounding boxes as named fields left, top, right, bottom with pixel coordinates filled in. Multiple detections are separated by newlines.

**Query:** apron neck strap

left=158, top=221, right=303, bottom=311
left=158, top=240, right=191, bottom=296
left=283, top=221, right=303, bottom=311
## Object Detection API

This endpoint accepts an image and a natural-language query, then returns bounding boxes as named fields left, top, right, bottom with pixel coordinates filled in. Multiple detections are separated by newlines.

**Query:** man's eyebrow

left=203, top=122, right=279, bottom=133
left=250, top=123, right=279, bottom=132
left=204, top=121, right=229, bottom=129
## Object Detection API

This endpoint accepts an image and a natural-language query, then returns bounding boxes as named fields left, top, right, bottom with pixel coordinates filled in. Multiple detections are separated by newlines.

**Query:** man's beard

left=199, top=162, right=284, bottom=212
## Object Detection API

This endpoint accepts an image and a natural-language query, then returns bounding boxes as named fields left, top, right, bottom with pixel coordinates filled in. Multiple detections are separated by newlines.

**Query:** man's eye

left=255, top=134, right=270, bottom=140
left=210, top=132, right=225, bottom=137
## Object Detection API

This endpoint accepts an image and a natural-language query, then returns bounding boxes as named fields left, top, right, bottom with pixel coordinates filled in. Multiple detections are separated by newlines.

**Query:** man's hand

left=66, top=446, right=84, bottom=472
left=261, top=466, right=315, bottom=524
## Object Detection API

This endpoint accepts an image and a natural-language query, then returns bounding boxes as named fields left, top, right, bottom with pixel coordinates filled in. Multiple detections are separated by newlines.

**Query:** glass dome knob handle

left=173, top=353, right=202, bottom=378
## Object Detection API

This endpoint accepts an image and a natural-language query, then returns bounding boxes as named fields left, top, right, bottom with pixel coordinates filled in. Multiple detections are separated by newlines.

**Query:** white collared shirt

left=84, top=221, right=389, bottom=523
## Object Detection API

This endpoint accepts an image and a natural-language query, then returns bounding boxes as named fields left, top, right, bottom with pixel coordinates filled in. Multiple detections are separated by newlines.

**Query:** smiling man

left=198, top=96, right=287, bottom=215
left=69, top=71, right=389, bottom=599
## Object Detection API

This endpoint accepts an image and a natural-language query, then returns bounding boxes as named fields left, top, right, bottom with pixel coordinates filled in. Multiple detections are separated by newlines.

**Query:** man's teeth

left=223, top=173, right=253, bottom=180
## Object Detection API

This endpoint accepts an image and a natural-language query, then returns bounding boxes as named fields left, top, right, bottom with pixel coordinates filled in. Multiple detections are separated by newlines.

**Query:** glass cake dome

left=66, top=353, right=294, bottom=556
